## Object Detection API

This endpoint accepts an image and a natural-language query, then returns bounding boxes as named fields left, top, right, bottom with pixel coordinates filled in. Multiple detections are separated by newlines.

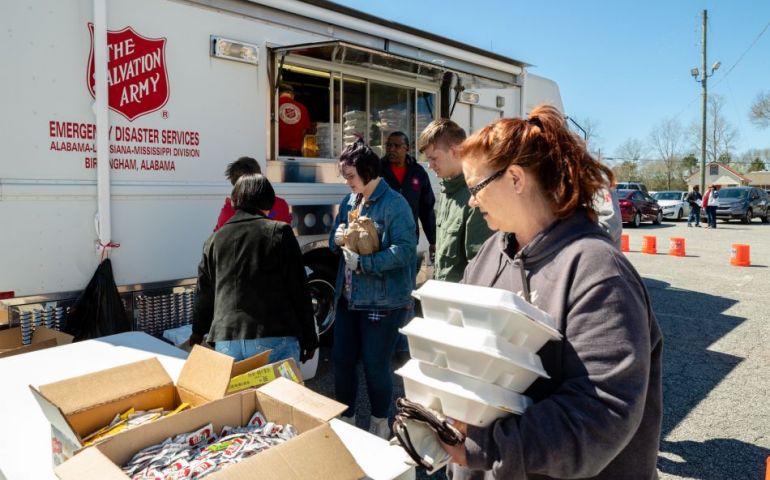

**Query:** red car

left=617, top=189, right=663, bottom=227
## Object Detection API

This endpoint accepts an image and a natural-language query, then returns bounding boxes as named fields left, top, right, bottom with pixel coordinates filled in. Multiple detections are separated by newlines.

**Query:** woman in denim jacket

left=329, top=141, right=417, bottom=438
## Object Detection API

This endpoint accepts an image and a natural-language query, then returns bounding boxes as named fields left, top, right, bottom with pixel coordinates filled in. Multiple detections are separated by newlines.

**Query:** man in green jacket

left=418, top=119, right=493, bottom=282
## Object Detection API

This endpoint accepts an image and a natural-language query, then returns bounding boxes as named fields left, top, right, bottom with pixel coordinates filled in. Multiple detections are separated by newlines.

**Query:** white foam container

left=400, top=317, right=549, bottom=393
left=413, top=280, right=562, bottom=351
left=396, top=359, right=532, bottom=427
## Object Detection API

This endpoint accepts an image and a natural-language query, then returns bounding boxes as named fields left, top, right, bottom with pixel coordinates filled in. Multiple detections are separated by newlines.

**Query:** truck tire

left=306, top=266, right=336, bottom=339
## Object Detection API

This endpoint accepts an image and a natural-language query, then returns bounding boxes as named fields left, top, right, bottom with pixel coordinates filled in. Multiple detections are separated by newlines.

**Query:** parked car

left=714, top=187, right=770, bottom=223
left=615, top=182, right=648, bottom=193
left=617, top=189, right=663, bottom=227
left=653, top=191, right=690, bottom=221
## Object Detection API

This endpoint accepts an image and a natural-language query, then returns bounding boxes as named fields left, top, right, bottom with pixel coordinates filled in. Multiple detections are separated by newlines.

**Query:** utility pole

left=691, top=10, right=720, bottom=193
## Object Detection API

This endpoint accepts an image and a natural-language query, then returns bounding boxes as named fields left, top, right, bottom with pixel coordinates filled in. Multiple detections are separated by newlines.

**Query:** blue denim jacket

left=329, top=179, right=417, bottom=310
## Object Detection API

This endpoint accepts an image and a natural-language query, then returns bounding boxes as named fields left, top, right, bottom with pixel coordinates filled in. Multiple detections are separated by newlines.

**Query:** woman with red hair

left=442, top=105, right=662, bottom=479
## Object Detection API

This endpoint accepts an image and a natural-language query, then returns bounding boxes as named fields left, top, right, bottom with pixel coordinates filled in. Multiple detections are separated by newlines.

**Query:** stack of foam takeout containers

left=396, top=280, right=562, bottom=427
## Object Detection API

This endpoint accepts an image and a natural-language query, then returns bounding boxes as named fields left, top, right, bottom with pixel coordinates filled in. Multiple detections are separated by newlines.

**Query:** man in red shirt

left=278, top=84, right=311, bottom=157
left=215, top=157, right=291, bottom=231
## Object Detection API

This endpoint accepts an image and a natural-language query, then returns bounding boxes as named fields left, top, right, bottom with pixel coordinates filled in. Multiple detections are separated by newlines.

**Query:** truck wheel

left=306, top=267, right=336, bottom=338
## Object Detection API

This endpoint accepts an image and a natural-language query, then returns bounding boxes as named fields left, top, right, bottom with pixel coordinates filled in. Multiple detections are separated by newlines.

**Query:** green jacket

left=434, top=173, right=494, bottom=282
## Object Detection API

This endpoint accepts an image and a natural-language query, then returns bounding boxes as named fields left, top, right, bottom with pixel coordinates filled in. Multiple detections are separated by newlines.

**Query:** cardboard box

left=226, top=357, right=303, bottom=394
left=0, top=326, right=73, bottom=359
left=30, top=345, right=270, bottom=466
left=55, top=378, right=366, bottom=480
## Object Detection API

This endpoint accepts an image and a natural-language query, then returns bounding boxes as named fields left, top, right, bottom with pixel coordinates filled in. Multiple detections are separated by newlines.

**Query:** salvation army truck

left=0, top=0, right=564, bottom=356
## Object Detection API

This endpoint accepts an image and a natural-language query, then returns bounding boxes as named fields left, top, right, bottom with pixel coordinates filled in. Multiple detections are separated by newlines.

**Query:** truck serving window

left=272, top=42, right=441, bottom=161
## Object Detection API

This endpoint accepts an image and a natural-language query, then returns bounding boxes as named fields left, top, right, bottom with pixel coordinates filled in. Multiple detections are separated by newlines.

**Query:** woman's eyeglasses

left=468, top=169, right=506, bottom=198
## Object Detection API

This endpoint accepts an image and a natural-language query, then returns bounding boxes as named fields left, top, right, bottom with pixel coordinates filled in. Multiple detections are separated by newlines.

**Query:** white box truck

left=0, top=0, right=564, bottom=366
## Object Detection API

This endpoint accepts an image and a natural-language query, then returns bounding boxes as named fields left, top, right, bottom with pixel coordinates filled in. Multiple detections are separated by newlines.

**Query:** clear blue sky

left=333, top=0, right=770, bottom=159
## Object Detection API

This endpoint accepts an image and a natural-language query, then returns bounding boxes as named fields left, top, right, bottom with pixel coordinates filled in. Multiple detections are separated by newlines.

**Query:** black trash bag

left=64, top=258, right=131, bottom=341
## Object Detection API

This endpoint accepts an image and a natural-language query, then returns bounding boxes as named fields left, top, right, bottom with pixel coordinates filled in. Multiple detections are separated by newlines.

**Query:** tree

left=750, top=90, right=770, bottom=128
left=614, top=138, right=648, bottom=162
left=749, top=157, right=766, bottom=172
left=612, top=160, right=639, bottom=182
left=649, top=117, right=685, bottom=190
left=681, top=153, right=698, bottom=174
left=737, top=148, right=770, bottom=172
left=688, top=94, right=739, bottom=164
left=609, top=138, right=647, bottom=183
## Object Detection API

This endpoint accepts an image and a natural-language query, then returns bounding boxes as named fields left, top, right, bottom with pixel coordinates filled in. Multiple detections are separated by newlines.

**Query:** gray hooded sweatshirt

left=449, top=210, right=662, bottom=480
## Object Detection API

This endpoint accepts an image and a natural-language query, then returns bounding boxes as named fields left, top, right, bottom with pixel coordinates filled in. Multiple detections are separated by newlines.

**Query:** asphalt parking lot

left=308, top=218, right=770, bottom=479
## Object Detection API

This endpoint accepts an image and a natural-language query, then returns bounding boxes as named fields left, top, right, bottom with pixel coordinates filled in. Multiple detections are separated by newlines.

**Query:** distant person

left=278, top=83, right=311, bottom=157
left=330, top=141, right=416, bottom=439
left=381, top=131, right=436, bottom=361
left=214, top=157, right=291, bottom=230
left=191, top=174, right=318, bottom=366
left=686, top=185, right=703, bottom=227
left=418, top=119, right=493, bottom=282
left=703, top=184, right=719, bottom=228
left=380, top=132, right=436, bottom=259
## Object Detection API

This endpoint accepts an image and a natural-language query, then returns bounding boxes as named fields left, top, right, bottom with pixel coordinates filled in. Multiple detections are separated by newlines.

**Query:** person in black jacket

left=189, top=174, right=318, bottom=365
left=686, top=185, right=703, bottom=227
left=380, top=132, right=436, bottom=253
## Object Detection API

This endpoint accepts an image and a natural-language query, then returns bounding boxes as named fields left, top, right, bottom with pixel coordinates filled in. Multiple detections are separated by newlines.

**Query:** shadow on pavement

left=638, top=223, right=677, bottom=230
left=658, top=439, right=769, bottom=480
left=644, top=278, right=753, bottom=478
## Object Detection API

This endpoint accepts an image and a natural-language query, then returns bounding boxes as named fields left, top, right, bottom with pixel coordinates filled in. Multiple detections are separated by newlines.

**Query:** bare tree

left=689, top=94, right=739, bottom=164
left=649, top=117, right=685, bottom=190
left=750, top=90, right=770, bottom=128
left=614, top=138, right=648, bottom=162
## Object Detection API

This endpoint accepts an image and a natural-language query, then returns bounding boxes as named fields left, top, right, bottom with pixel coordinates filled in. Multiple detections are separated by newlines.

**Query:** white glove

left=342, top=247, right=360, bottom=272
left=391, top=418, right=450, bottom=474
left=334, top=223, right=347, bottom=246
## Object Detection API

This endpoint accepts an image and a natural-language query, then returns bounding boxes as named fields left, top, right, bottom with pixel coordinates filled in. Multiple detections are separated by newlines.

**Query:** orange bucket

left=641, top=235, right=657, bottom=254
left=669, top=237, right=686, bottom=257
left=765, top=455, right=769, bottom=480
left=620, top=234, right=630, bottom=252
left=730, top=244, right=750, bottom=267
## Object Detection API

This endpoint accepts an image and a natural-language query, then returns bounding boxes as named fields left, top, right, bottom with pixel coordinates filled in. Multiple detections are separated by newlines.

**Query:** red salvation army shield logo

left=87, top=23, right=169, bottom=121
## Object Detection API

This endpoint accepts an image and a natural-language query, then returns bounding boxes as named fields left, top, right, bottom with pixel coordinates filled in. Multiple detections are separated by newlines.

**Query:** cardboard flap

left=209, top=423, right=364, bottom=480
left=177, top=345, right=234, bottom=401
left=231, top=349, right=271, bottom=377
left=258, top=377, right=347, bottom=422
left=32, top=326, right=74, bottom=346
left=0, top=327, right=23, bottom=350
left=29, top=386, right=81, bottom=450
left=38, top=358, right=172, bottom=415
left=0, top=338, right=57, bottom=358
left=55, top=445, right=128, bottom=480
